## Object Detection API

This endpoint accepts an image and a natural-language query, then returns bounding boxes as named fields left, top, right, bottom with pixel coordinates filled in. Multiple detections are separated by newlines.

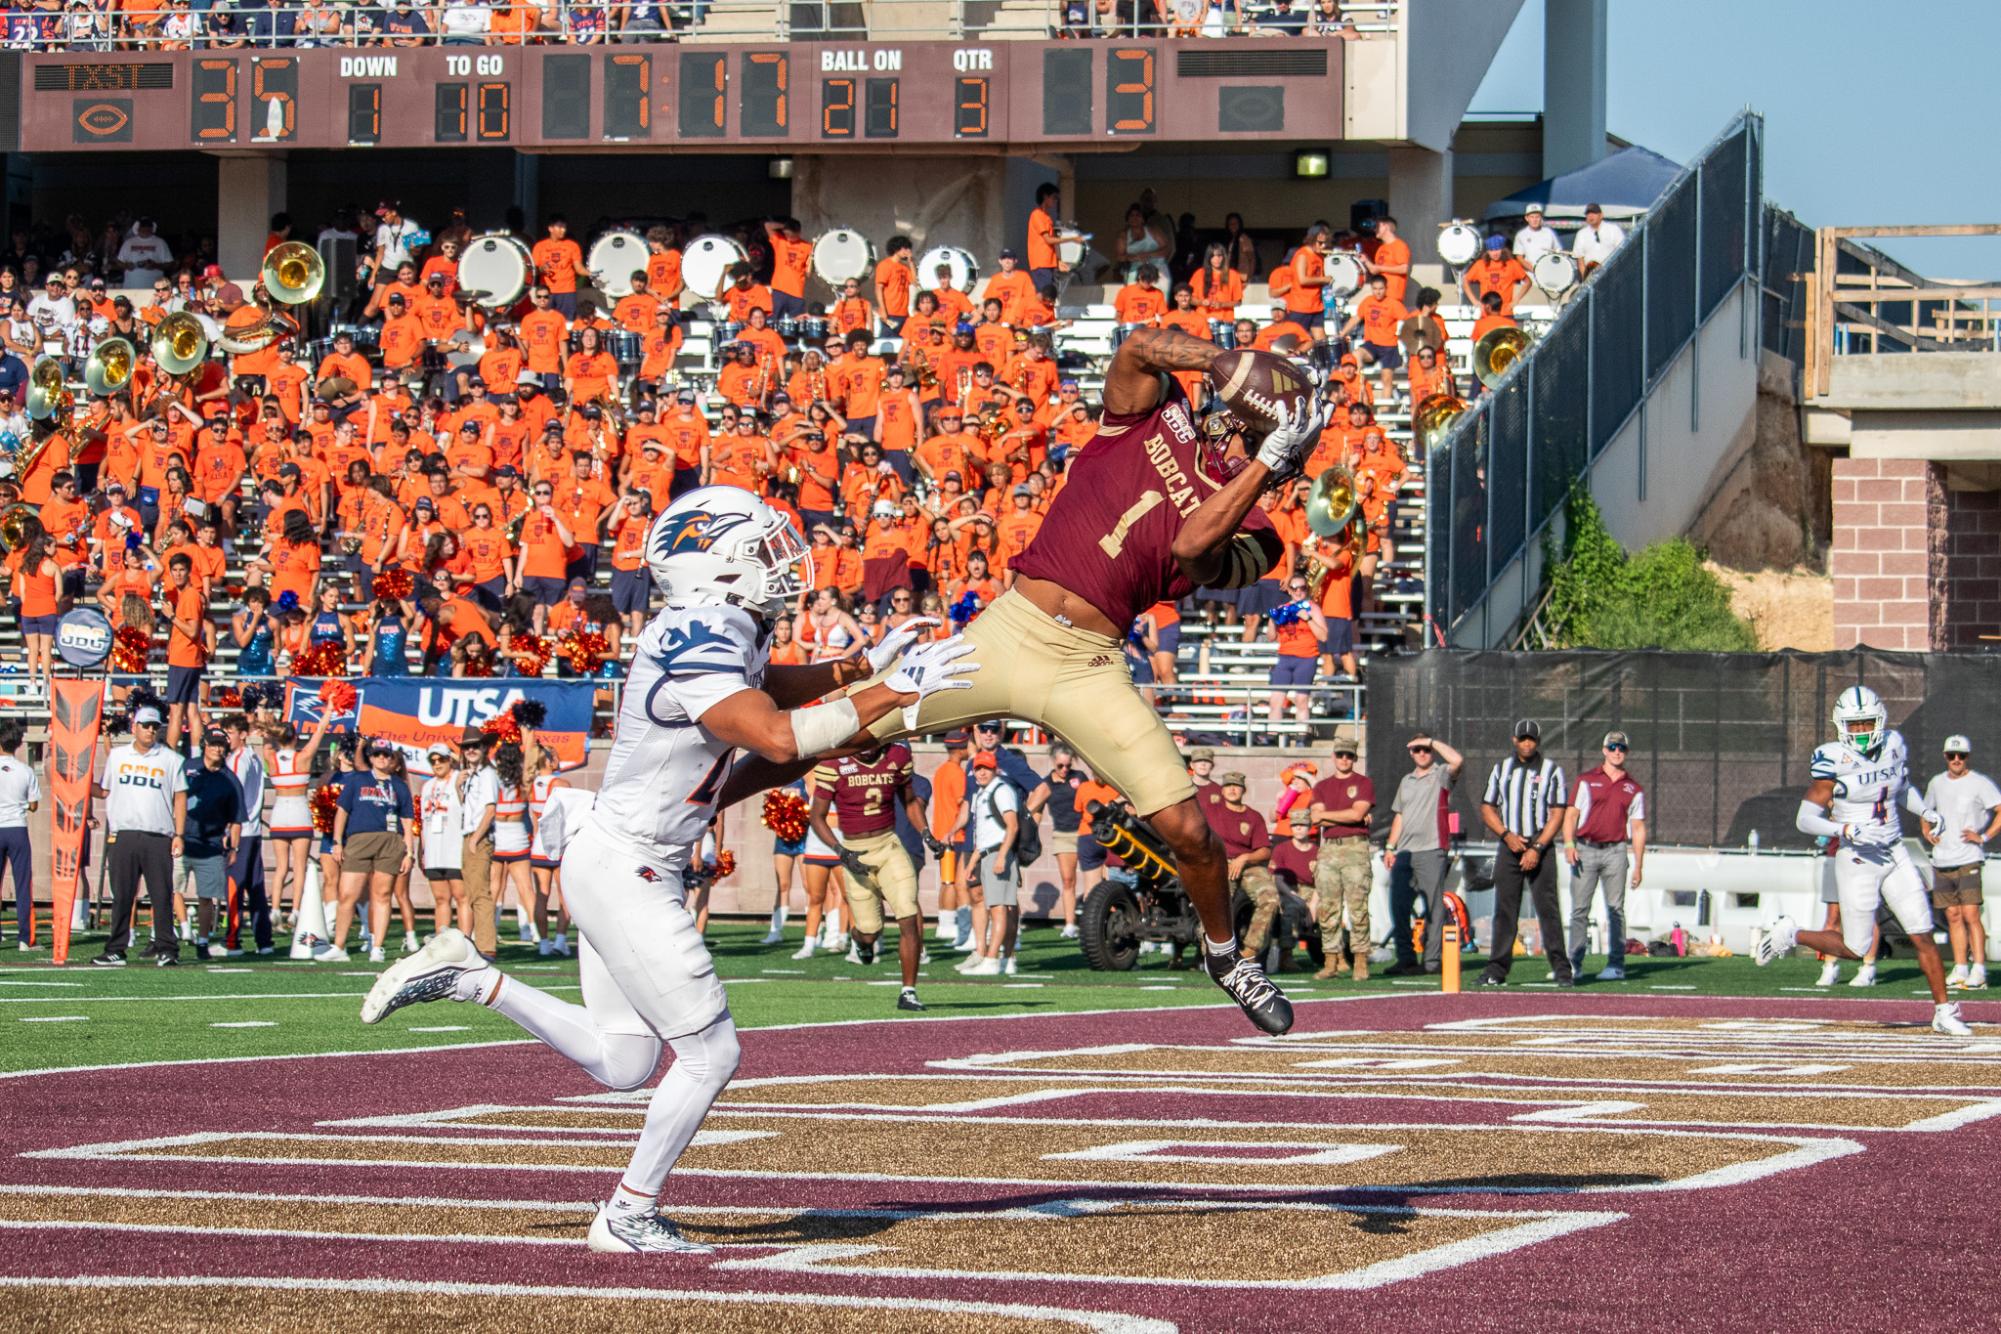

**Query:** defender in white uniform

left=360, top=486, right=978, bottom=1255
left=1756, top=685, right=1971, bottom=1036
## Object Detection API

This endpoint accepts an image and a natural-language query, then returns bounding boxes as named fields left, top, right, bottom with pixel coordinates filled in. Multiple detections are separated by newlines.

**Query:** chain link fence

left=1426, top=114, right=1765, bottom=637
left=1368, top=649, right=1997, bottom=850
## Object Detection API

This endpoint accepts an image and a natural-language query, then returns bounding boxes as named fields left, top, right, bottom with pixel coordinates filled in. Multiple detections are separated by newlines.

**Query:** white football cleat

left=550, top=934, right=572, bottom=958
left=586, top=1203, right=713, bottom=1256
left=844, top=943, right=864, bottom=965
left=1849, top=963, right=1877, bottom=988
left=1949, top=964, right=1969, bottom=989
left=790, top=939, right=816, bottom=961
left=1816, top=960, right=1841, bottom=987
left=1752, top=916, right=1798, bottom=967
left=360, top=928, right=489, bottom=1024
left=538, top=938, right=554, bottom=957
left=1933, top=1002, right=1974, bottom=1037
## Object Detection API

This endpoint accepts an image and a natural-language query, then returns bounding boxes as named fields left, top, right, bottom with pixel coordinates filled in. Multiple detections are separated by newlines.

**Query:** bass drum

left=1437, top=222, right=1482, bottom=268
left=682, top=234, right=748, bottom=302
left=587, top=229, right=648, bottom=299
left=810, top=228, right=875, bottom=286
left=1324, top=251, right=1365, bottom=299
left=457, top=233, right=532, bottom=309
left=916, top=245, right=979, bottom=294
left=1532, top=250, right=1580, bottom=297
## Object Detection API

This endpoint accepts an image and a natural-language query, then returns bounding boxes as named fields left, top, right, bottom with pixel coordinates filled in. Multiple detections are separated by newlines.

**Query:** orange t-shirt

left=1373, top=237, right=1412, bottom=304
left=770, top=234, right=813, bottom=299
left=167, top=584, right=208, bottom=668
left=873, top=257, right=912, bottom=319
left=531, top=237, right=584, bottom=294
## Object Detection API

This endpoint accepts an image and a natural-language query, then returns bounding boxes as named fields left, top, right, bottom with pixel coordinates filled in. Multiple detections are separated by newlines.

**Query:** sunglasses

left=1605, top=743, right=1629, bottom=752
left=1947, top=751, right=1969, bottom=760
left=135, top=720, right=160, bottom=728
left=1407, top=745, right=1432, bottom=754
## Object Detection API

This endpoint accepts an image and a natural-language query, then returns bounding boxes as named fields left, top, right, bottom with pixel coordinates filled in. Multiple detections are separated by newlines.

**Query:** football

left=1209, top=348, right=1315, bottom=433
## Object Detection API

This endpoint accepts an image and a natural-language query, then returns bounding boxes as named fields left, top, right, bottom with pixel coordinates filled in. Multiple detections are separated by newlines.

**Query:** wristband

left=789, top=696, right=862, bottom=760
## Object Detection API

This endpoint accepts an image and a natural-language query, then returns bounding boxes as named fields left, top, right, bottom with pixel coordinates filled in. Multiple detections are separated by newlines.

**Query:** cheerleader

left=792, top=761, right=851, bottom=960
left=419, top=743, right=466, bottom=939
left=526, top=744, right=571, bottom=957
left=490, top=740, right=537, bottom=946
left=261, top=712, right=332, bottom=926
left=761, top=778, right=808, bottom=946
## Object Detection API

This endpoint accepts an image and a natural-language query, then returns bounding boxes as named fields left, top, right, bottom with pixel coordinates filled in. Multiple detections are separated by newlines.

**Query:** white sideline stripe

left=37, top=1122, right=1859, bottom=1197
left=0, top=981, right=82, bottom=988
left=0, top=992, right=1413, bottom=1084
left=0, top=1185, right=1626, bottom=1292
left=19, top=1017, right=87, bottom=1023
left=0, top=988, right=580, bottom=1006
left=210, top=1022, right=277, bottom=1029
left=0, top=1275, right=1175, bottom=1334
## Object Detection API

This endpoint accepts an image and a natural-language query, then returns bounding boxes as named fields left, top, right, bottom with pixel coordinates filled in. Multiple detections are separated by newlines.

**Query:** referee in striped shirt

left=1478, top=719, right=1573, bottom=986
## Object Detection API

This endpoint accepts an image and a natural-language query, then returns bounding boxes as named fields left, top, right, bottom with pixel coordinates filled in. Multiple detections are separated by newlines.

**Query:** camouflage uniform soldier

left=1310, top=730, right=1376, bottom=980
left=1206, top=772, right=1279, bottom=960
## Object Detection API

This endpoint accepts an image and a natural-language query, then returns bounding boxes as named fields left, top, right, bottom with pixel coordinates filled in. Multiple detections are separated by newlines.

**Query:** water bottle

left=1670, top=921, right=1688, bottom=957
left=1748, top=829, right=1760, bottom=854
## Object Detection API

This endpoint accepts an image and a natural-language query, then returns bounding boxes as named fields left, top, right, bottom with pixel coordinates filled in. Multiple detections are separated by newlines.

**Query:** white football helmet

left=1832, top=685, right=1887, bottom=757
left=645, top=485, right=810, bottom=620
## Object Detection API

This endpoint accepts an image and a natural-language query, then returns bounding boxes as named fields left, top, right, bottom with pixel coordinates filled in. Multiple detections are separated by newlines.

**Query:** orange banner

left=47, top=678, right=104, bottom=966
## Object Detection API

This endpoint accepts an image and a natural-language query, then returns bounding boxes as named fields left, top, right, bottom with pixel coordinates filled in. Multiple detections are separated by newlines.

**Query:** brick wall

left=1942, top=487, right=2001, bottom=650
left=1830, top=458, right=1944, bottom=651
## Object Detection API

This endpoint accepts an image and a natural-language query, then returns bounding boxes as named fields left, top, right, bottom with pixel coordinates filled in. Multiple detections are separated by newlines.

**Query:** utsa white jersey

left=1811, top=729, right=1912, bottom=842
left=594, top=603, right=768, bottom=865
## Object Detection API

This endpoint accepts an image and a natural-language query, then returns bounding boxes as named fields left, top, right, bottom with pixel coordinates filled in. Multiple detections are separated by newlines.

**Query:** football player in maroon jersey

left=730, top=329, right=1326, bottom=1033
left=805, top=742, right=934, bottom=1011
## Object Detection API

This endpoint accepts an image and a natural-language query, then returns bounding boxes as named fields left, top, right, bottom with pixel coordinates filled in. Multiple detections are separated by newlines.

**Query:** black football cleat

left=1207, top=953, right=1294, bottom=1035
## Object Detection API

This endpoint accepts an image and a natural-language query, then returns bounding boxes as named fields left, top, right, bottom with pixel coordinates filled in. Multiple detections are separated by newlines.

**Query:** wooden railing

left=1805, top=223, right=2001, bottom=399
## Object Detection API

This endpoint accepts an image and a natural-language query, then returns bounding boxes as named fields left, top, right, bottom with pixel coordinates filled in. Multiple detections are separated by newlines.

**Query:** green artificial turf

left=0, top=921, right=1956, bottom=1076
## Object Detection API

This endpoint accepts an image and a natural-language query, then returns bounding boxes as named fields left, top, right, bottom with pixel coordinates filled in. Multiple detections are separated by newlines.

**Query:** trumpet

left=1473, top=326, right=1532, bottom=389
left=152, top=311, right=211, bottom=376
left=84, top=337, right=134, bottom=398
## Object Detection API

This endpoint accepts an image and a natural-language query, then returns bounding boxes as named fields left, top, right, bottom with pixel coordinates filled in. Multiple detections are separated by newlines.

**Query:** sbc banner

left=282, top=679, right=595, bottom=774
left=47, top=678, right=106, bottom=965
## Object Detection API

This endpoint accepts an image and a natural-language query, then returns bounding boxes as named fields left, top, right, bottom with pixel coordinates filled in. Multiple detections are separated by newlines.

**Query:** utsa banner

left=282, top=679, right=595, bottom=773
left=47, top=678, right=106, bottom=965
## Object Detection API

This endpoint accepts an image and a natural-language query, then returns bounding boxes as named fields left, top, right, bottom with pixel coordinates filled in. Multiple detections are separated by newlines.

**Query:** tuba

left=1472, top=326, right=1532, bottom=389
left=1298, top=464, right=1365, bottom=601
left=0, top=503, right=38, bottom=551
left=152, top=311, right=211, bottom=376
left=1412, top=392, right=1468, bottom=452
left=907, top=346, right=938, bottom=392
left=84, top=337, right=135, bottom=398
left=24, top=357, right=67, bottom=421
left=217, top=243, right=325, bottom=355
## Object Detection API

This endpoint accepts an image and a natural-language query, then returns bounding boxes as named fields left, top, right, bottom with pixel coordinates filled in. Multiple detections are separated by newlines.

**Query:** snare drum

left=332, top=322, right=378, bottom=353
left=1111, top=322, right=1146, bottom=351
left=683, top=234, right=748, bottom=302
left=810, top=228, right=875, bottom=286
left=712, top=320, right=744, bottom=348
left=606, top=329, right=643, bottom=369
left=1056, top=225, right=1092, bottom=269
left=1209, top=319, right=1238, bottom=350
left=586, top=229, right=648, bottom=299
left=1532, top=250, right=1580, bottom=297
left=800, top=316, right=830, bottom=343
left=775, top=315, right=800, bottom=341
left=457, top=232, right=532, bottom=309
left=1437, top=222, right=1482, bottom=268
left=916, top=245, right=979, bottom=294
left=1324, top=251, right=1365, bottom=298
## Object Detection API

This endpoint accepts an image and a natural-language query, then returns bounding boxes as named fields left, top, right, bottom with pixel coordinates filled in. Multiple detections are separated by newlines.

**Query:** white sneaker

left=368, top=946, right=386, bottom=964
left=1970, top=965, right=1988, bottom=990
left=361, top=928, right=490, bottom=1024
left=1002, top=954, right=1018, bottom=976
left=934, top=920, right=955, bottom=941
left=953, top=936, right=979, bottom=953
left=790, top=940, right=817, bottom=961
left=538, top=939, right=554, bottom=957
left=586, top=1202, right=713, bottom=1256
left=1816, top=960, right=1841, bottom=987
left=1849, top=964, right=1877, bottom=988
left=918, top=947, right=932, bottom=965
left=953, top=952, right=986, bottom=973
left=819, top=925, right=841, bottom=951
left=1059, top=924, right=1079, bottom=939
left=759, top=929, right=785, bottom=946
left=1949, top=964, right=1969, bottom=989
left=1752, top=916, right=1798, bottom=966
left=313, top=944, right=351, bottom=964
left=402, top=934, right=421, bottom=953
left=1933, top=1001, right=1974, bottom=1037
left=844, top=943, right=864, bottom=965
left=551, top=934, right=572, bottom=958
left=965, top=955, right=1003, bottom=976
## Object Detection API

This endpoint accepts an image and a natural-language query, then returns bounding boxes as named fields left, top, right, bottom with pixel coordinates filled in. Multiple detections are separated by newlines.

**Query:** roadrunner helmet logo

left=652, top=509, right=751, bottom=559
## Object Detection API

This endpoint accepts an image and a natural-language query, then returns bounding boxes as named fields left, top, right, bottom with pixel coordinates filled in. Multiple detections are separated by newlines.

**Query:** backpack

left=984, top=777, right=1043, bottom=868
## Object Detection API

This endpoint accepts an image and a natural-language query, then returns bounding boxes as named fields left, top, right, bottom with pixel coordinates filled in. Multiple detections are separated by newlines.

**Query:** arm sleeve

left=1797, top=799, right=1845, bottom=839
left=1627, top=791, right=1644, bottom=823
left=1572, top=781, right=1592, bottom=825
left=1903, top=784, right=1931, bottom=817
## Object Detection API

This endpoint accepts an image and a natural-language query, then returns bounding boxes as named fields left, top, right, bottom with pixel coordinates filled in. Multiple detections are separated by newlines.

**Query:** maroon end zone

left=2, top=993, right=2000, bottom=1329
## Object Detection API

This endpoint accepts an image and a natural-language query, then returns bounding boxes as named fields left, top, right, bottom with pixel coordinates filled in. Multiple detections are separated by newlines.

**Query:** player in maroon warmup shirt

left=807, top=743, right=931, bottom=1009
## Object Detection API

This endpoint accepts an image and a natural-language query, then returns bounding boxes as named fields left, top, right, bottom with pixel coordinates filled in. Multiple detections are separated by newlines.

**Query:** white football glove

left=887, top=634, right=980, bottom=730
left=861, top=615, right=941, bottom=675
left=1922, top=808, right=1945, bottom=839
left=1253, top=396, right=1330, bottom=479
left=1848, top=822, right=1901, bottom=848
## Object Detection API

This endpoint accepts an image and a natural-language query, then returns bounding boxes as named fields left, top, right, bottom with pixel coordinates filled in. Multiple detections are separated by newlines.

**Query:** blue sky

left=1470, top=0, right=2001, bottom=274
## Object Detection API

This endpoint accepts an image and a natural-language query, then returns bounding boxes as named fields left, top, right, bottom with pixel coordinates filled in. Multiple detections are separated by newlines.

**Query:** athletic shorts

left=164, top=664, right=203, bottom=703
left=1361, top=339, right=1404, bottom=370
left=861, top=588, right=1196, bottom=817
left=181, top=854, right=227, bottom=900
left=1152, top=623, right=1181, bottom=658
left=20, top=614, right=55, bottom=637
left=978, top=850, right=1021, bottom=907
left=270, top=829, right=314, bottom=843
left=1236, top=581, right=1286, bottom=619
left=1832, top=844, right=1933, bottom=956
left=1320, top=617, right=1355, bottom=658
left=1078, top=834, right=1107, bottom=871
left=1932, top=863, right=1985, bottom=908
left=840, top=828, right=921, bottom=934
left=773, top=835, right=806, bottom=857
left=342, top=830, right=407, bottom=879
left=521, top=575, right=567, bottom=607
left=560, top=813, right=727, bottom=1041
left=1269, top=654, right=1316, bottom=687
left=611, top=566, right=651, bottom=615
left=424, top=866, right=459, bottom=883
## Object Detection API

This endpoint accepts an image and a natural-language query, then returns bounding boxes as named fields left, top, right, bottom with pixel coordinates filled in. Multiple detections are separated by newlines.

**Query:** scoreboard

left=15, top=41, right=1341, bottom=151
